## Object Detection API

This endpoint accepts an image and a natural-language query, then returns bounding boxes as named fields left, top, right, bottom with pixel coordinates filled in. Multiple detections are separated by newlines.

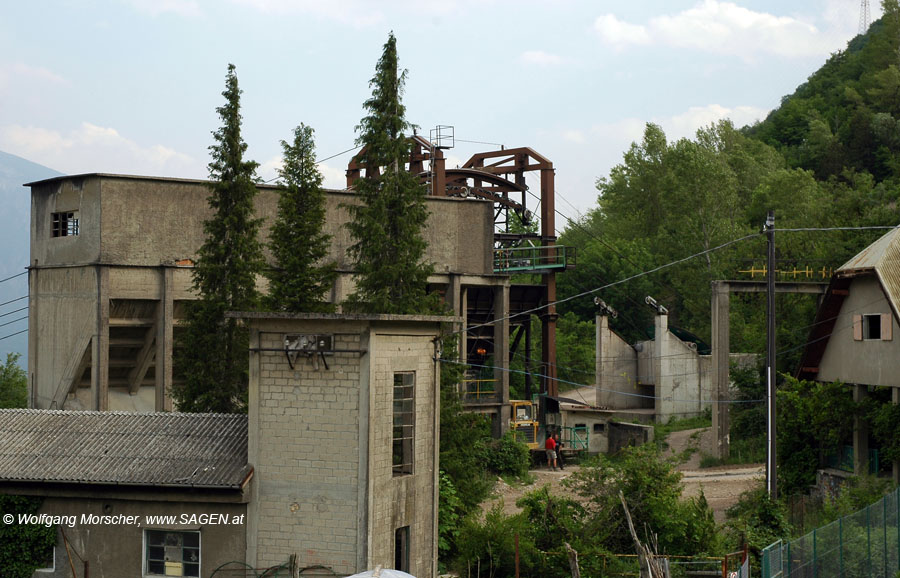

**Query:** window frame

left=51, top=211, right=79, bottom=237
left=144, top=529, right=201, bottom=578
left=392, top=371, right=415, bottom=477
left=395, top=525, right=410, bottom=573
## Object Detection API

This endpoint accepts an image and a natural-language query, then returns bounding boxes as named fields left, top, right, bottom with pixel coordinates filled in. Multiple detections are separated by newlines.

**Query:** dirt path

left=483, top=428, right=763, bottom=523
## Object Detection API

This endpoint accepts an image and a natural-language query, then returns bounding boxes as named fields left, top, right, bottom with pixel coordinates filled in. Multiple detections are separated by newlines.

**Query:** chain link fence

left=762, top=487, right=900, bottom=578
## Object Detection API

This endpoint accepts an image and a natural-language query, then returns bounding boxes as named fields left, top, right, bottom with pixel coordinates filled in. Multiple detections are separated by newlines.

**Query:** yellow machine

left=509, top=399, right=540, bottom=449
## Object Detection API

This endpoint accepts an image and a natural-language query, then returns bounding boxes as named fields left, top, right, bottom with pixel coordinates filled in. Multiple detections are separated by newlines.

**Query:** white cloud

left=562, top=129, right=587, bottom=144
left=661, top=103, right=768, bottom=139
left=0, top=123, right=201, bottom=178
left=520, top=50, right=563, bottom=66
left=593, top=14, right=651, bottom=49
left=228, top=0, right=384, bottom=27
left=595, top=1, right=827, bottom=58
left=129, top=0, right=202, bottom=17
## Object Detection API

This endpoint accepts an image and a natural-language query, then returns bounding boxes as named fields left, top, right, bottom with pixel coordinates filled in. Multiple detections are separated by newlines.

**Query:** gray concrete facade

left=27, top=174, right=499, bottom=415
left=242, top=313, right=445, bottom=578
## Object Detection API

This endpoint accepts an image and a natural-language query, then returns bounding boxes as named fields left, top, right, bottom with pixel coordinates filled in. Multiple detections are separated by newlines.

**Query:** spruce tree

left=173, top=63, right=264, bottom=413
left=266, top=123, right=336, bottom=312
left=345, top=33, right=437, bottom=314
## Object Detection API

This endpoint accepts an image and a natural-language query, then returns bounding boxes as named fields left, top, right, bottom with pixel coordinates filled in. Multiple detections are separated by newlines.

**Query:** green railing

left=762, top=486, right=900, bottom=578
left=493, top=245, right=575, bottom=273
left=825, top=445, right=880, bottom=475
left=562, top=425, right=589, bottom=451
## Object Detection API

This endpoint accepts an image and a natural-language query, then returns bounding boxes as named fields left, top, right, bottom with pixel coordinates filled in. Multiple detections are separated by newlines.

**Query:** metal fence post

left=884, top=495, right=888, bottom=578
left=868, top=503, right=873, bottom=578
left=813, top=528, right=817, bottom=578
left=839, top=517, right=843, bottom=577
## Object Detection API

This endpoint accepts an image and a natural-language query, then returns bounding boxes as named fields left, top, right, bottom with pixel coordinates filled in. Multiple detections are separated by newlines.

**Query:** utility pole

left=765, top=210, right=777, bottom=499
left=859, top=0, right=871, bottom=35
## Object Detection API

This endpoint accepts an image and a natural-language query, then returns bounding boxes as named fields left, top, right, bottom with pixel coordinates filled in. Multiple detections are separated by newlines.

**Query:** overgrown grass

left=699, top=436, right=765, bottom=468
left=653, top=412, right=712, bottom=451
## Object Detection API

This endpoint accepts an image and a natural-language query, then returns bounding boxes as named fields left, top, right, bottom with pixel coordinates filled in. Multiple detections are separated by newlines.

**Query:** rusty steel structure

left=346, top=137, right=569, bottom=402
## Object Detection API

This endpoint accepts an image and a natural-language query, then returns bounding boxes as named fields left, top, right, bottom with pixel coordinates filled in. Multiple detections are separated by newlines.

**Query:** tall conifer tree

left=345, top=33, right=437, bottom=314
left=174, top=63, right=264, bottom=413
left=266, top=123, right=336, bottom=312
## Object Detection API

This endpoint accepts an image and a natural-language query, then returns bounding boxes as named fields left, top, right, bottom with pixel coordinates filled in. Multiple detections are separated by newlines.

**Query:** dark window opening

left=593, top=423, right=605, bottom=433
left=393, top=372, right=415, bottom=476
left=52, top=212, right=79, bottom=237
left=395, top=526, right=410, bottom=573
left=864, top=314, right=882, bottom=340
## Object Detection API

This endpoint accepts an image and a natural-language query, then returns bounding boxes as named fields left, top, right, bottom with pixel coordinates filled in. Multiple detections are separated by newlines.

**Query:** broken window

left=392, top=372, right=415, bottom=476
left=51, top=212, right=79, bottom=237
left=145, top=530, right=200, bottom=577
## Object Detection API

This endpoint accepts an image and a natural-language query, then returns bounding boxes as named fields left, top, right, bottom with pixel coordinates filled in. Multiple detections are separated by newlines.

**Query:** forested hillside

left=558, top=5, right=900, bottom=373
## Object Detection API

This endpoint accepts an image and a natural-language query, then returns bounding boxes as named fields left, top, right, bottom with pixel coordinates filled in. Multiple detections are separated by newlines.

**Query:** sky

left=0, top=0, right=883, bottom=224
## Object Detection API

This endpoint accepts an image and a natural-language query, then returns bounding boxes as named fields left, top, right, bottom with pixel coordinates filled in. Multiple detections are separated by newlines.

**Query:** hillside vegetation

left=558, top=5, right=900, bottom=375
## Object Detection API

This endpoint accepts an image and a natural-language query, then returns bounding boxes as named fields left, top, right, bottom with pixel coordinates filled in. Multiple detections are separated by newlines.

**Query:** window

left=853, top=313, right=893, bottom=341
left=35, top=546, right=55, bottom=573
left=145, top=530, right=200, bottom=577
left=51, top=211, right=79, bottom=237
left=393, top=372, right=415, bottom=476
left=593, top=423, right=605, bottom=433
left=395, top=526, right=410, bottom=573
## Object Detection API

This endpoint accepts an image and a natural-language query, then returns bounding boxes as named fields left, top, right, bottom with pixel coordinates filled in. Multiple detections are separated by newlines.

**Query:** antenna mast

left=859, top=0, right=871, bottom=35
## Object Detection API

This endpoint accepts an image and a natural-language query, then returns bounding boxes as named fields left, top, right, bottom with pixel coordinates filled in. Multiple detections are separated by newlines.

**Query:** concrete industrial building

left=26, top=143, right=572, bottom=433
left=0, top=313, right=446, bottom=578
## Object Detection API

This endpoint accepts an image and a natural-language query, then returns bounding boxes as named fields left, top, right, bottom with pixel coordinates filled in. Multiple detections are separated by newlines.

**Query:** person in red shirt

left=545, top=433, right=558, bottom=471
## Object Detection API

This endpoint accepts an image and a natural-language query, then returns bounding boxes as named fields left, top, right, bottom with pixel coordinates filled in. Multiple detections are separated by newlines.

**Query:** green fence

left=762, top=487, right=900, bottom=578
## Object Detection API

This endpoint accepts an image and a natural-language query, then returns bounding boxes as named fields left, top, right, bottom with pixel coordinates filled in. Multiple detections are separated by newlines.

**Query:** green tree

left=0, top=353, right=26, bottom=408
left=0, top=496, right=56, bottom=577
left=266, top=123, right=336, bottom=313
left=344, top=33, right=437, bottom=314
left=173, top=63, right=264, bottom=413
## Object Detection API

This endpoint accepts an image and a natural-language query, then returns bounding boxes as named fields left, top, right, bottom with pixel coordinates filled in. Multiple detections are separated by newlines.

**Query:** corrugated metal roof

left=0, top=410, right=249, bottom=489
left=837, top=226, right=900, bottom=320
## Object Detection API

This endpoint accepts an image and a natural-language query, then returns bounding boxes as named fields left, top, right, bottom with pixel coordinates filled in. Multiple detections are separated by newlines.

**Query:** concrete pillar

left=596, top=314, right=610, bottom=408
left=156, top=267, right=174, bottom=412
left=92, top=266, right=109, bottom=411
left=711, top=281, right=730, bottom=459
left=27, top=267, right=37, bottom=409
left=854, top=384, right=870, bottom=476
left=494, top=283, right=511, bottom=434
left=654, top=313, right=669, bottom=422
left=894, top=389, right=899, bottom=485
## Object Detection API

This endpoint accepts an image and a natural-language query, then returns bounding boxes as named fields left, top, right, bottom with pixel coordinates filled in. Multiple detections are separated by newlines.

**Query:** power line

left=458, top=231, right=762, bottom=337
left=262, top=145, right=361, bottom=184
left=0, top=329, right=26, bottom=342
left=0, top=296, right=28, bottom=308
left=0, top=316, right=27, bottom=330
left=0, top=272, right=27, bottom=284
left=0, top=307, right=27, bottom=319
left=445, top=358, right=762, bottom=404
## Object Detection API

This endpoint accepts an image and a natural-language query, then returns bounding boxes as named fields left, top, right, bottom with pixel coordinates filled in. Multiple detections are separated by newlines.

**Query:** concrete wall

left=246, top=316, right=439, bottom=578
left=819, top=276, right=900, bottom=387
left=596, top=316, right=643, bottom=409
left=28, top=267, right=97, bottom=409
left=16, top=492, right=246, bottom=578
left=607, top=422, right=654, bottom=453
left=32, top=175, right=494, bottom=276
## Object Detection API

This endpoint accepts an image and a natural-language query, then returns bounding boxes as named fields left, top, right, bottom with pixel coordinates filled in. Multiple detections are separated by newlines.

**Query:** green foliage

left=777, top=377, right=859, bottom=495
left=0, top=496, right=56, bottom=577
left=344, top=33, right=438, bottom=315
left=0, top=353, right=26, bottom=408
left=438, top=471, right=463, bottom=563
left=173, top=63, right=264, bottom=414
left=484, top=432, right=531, bottom=478
left=725, top=486, right=791, bottom=565
left=266, top=123, right=336, bottom=313
left=565, top=444, right=720, bottom=556
left=453, top=503, right=540, bottom=578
